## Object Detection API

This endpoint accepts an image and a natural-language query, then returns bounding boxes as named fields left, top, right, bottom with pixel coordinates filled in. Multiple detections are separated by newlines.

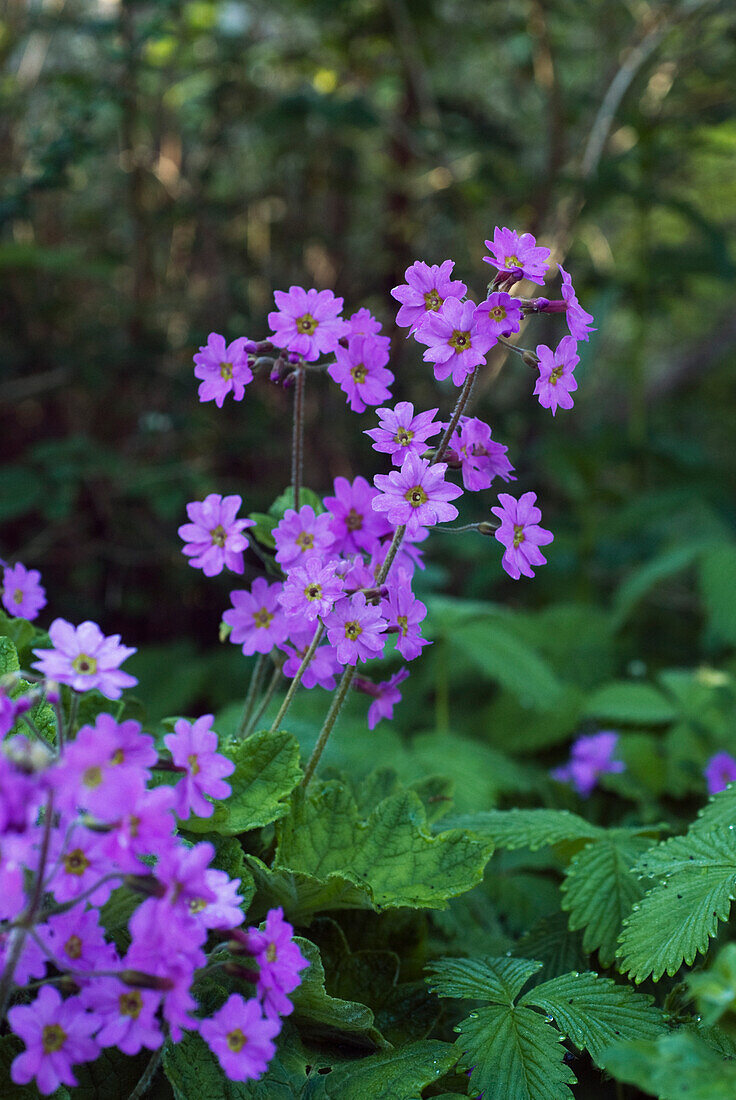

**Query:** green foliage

left=290, top=937, right=383, bottom=1046
left=0, top=1035, right=69, bottom=1098
left=184, top=729, right=302, bottom=835
left=427, top=956, right=543, bottom=1004
left=688, top=943, right=736, bottom=1030
left=321, top=1041, right=457, bottom=1098
left=601, top=1030, right=736, bottom=1100
left=700, top=544, right=736, bottom=646
left=445, top=808, right=603, bottom=850
left=582, top=680, right=677, bottom=724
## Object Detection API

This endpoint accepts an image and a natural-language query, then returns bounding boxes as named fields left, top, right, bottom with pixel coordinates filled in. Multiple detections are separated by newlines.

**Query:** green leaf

left=688, top=943, right=736, bottom=1027
left=617, top=828, right=736, bottom=982
left=184, top=728, right=302, bottom=835
left=269, top=486, right=325, bottom=519
left=521, top=970, right=666, bottom=1063
left=275, top=783, right=493, bottom=910
left=455, top=1004, right=576, bottom=1100
left=561, top=832, right=654, bottom=966
left=247, top=511, right=278, bottom=549
left=693, top=777, right=736, bottom=833
left=0, top=1035, right=69, bottom=1098
left=700, top=544, right=736, bottom=646
left=426, top=956, right=542, bottom=1004
left=582, top=680, right=676, bottom=724
left=164, top=1027, right=309, bottom=1099
left=0, top=635, right=20, bottom=676
left=66, top=1048, right=157, bottom=1100
left=290, top=937, right=382, bottom=1045
left=245, top=855, right=372, bottom=923
left=446, top=617, right=565, bottom=709
left=513, top=913, right=588, bottom=983
left=600, top=1030, right=736, bottom=1100
left=612, top=541, right=708, bottom=628
left=323, top=1040, right=457, bottom=1099
left=443, top=808, right=603, bottom=850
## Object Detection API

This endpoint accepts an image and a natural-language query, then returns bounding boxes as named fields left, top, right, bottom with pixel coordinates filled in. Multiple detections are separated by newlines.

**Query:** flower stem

left=127, top=1046, right=164, bottom=1100
left=244, top=661, right=283, bottom=737
left=291, top=364, right=306, bottom=510
left=269, top=623, right=325, bottom=734
left=302, top=664, right=356, bottom=788
left=237, top=654, right=266, bottom=738
left=433, top=369, right=477, bottom=464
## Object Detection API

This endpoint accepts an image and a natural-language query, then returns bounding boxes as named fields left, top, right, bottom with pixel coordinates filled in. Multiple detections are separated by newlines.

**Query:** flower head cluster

left=444, top=416, right=515, bottom=492
left=551, top=731, right=625, bottom=797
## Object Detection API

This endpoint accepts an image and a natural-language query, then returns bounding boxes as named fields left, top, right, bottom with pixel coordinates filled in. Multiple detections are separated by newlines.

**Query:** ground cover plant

left=2, top=229, right=736, bottom=1100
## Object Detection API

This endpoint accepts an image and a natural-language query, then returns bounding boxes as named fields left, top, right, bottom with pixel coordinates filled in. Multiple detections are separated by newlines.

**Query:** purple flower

left=364, top=401, right=442, bottom=466
left=273, top=505, right=333, bottom=568
left=2, top=562, right=46, bottom=621
left=473, top=292, right=523, bottom=338
left=559, top=264, right=596, bottom=342
left=381, top=577, right=429, bottom=661
left=178, top=493, right=254, bottom=577
left=47, top=823, right=118, bottom=907
left=0, top=920, right=47, bottom=983
left=534, top=335, right=580, bottom=416
left=190, top=868, right=244, bottom=930
left=324, top=476, right=391, bottom=557
left=164, top=714, right=235, bottom=820
left=246, top=907, right=310, bottom=1018
left=373, top=453, right=463, bottom=534
left=200, top=994, right=281, bottom=1081
left=32, top=619, right=137, bottom=700
left=347, top=307, right=384, bottom=337
left=193, top=333, right=255, bottom=408
left=483, top=227, right=551, bottom=285
left=279, top=624, right=340, bottom=691
left=101, top=784, right=177, bottom=871
left=491, top=492, right=554, bottom=580
left=390, top=260, right=467, bottom=331
left=224, top=578, right=289, bottom=656
left=324, top=592, right=387, bottom=666
left=49, top=716, right=148, bottom=821
left=79, top=978, right=162, bottom=1056
left=267, top=286, right=348, bottom=362
left=551, top=731, right=625, bottom=797
left=704, top=752, right=736, bottom=795
left=8, top=986, right=101, bottom=1095
left=37, top=904, right=117, bottom=975
left=328, top=334, right=394, bottom=413
left=445, top=416, right=516, bottom=492
left=358, top=668, right=410, bottom=729
left=278, top=557, right=344, bottom=622
left=415, top=297, right=497, bottom=386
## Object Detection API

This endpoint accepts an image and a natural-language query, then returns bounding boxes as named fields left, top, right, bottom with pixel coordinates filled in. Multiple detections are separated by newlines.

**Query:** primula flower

left=273, top=505, right=333, bottom=568
left=278, top=557, right=344, bottom=622
left=357, top=668, right=410, bottom=730
left=381, top=578, right=430, bottom=661
left=178, top=493, right=254, bottom=577
left=347, top=307, right=385, bottom=339
left=551, top=731, right=625, bottom=797
left=224, top=578, right=289, bottom=656
left=445, top=416, right=516, bottom=492
left=491, top=492, right=554, bottom=580
left=8, top=986, right=101, bottom=1095
left=164, top=714, right=235, bottom=820
left=279, top=624, right=340, bottom=691
left=200, top=994, right=281, bottom=1081
left=79, top=978, right=162, bottom=1056
left=0, top=744, right=43, bottom=832
left=37, top=904, right=118, bottom=975
left=558, top=264, right=596, bottom=342
left=32, top=619, right=137, bottom=700
left=328, top=334, right=394, bottom=413
left=704, top=752, right=736, bottom=795
left=124, top=940, right=203, bottom=1042
left=193, top=333, right=255, bottom=408
left=2, top=562, right=46, bottom=621
left=415, top=297, right=497, bottom=386
left=101, top=783, right=178, bottom=871
left=473, top=292, right=523, bottom=338
left=49, top=713, right=152, bottom=820
left=364, top=401, right=442, bottom=466
left=190, top=868, right=244, bottom=930
left=391, top=260, right=467, bottom=331
left=246, top=907, right=310, bottom=1018
left=267, top=286, right=348, bottom=362
left=372, top=453, right=463, bottom=534
left=323, top=476, right=391, bottom=557
left=47, top=823, right=118, bottom=907
left=483, top=227, right=551, bottom=285
left=324, top=592, right=387, bottom=666
left=0, top=921, right=47, bottom=984
left=534, top=335, right=579, bottom=415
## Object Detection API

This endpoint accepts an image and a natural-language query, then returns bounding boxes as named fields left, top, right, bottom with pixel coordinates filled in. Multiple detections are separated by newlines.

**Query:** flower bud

left=477, top=522, right=496, bottom=537
left=120, top=969, right=175, bottom=991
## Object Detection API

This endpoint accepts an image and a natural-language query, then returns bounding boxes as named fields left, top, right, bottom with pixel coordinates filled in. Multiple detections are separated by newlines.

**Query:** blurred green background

left=1, top=0, right=735, bottom=769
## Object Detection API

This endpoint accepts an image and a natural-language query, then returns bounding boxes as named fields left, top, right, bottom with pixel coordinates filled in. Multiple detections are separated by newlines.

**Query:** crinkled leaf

left=521, top=970, right=666, bottom=1063
left=323, top=1040, right=456, bottom=1099
left=582, top=680, right=676, bottom=724
left=456, top=1004, right=576, bottom=1100
left=275, top=783, right=493, bottom=910
left=600, top=1030, right=736, bottom=1100
left=66, top=1048, right=156, bottom=1100
left=443, top=808, right=603, bottom=850
left=561, top=832, right=654, bottom=966
left=0, top=635, right=19, bottom=677
left=185, top=728, right=302, bottom=835
left=245, top=855, right=372, bottom=924
left=426, top=956, right=542, bottom=1004
left=290, top=937, right=383, bottom=1046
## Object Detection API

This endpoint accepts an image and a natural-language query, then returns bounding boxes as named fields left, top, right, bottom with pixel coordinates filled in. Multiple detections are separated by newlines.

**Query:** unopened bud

left=253, top=356, right=275, bottom=373
left=225, top=961, right=260, bottom=983
left=521, top=351, right=540, bottom=368
left=219, top=621, right=232, bottom=644
left=477, top=522, right=496, bottom=537
left=120, top=969, right=175, bottom=991
left=124, top=873, right=166, bottom=899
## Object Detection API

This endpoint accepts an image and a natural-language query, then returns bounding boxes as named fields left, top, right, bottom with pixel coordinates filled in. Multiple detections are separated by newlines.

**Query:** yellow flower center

left=42, top=1024, right=66, bottom=1054
left=82, top=765, right=103, bottom=789
left=111, top=749, right=125, bottom=765
left=549, top=365, right=564, bottom=385
left=397, top=614, right=408, bottom=636
left=120, top=991, right=143, bottom=1019
left=187, top=753, right=200, bottom=776
left=350, top=363, right=367, bottom=384
left=12, top=588, right=23, bottom=605
left=405, top=486, right=428, bottom=508
left=296, top=531, right=314, bottom=551
left=448, top=330, right=471, bottom=352
left=513, top=524, right=525, bottom=548
left=395, top=428, right=414, bottom=447
left=266, top=942, right=278, bottom=962
left=210, top=524, right=227, bottom=547
left=189, top=897, right=208, bottom=914
left=64, top=934, right=83, bottom=960
left=129, top=815, right=140, bottom=838
left=344, top=620, right=362, bottom=641
left=296, top=313, right=318, bottom=335
left=72, top=653, right=97, bottom=675
left=489, top=305, right=506, bottom=321
left=254, top=608, right=273, bottom=629
left=304, top=583, right=322, bottom=602
left=63, top=848, right=90, bottom=876
left=220, top=361, right=233, bottom=380
left=424, top=289, right=443, bottom=311
left=505, top=255, right=520, bottom=268
left=346, top=508, right=363, bottom=532
left=227, top=1028, right=247, bottom=1052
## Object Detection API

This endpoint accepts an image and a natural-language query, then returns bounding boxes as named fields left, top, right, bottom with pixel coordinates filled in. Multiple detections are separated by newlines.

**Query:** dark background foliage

left=1, top=0, right=735, bottom=709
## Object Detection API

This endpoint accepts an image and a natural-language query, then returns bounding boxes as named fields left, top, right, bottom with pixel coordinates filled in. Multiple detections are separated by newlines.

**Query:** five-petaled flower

left=491, top=492, right=554, bottom=580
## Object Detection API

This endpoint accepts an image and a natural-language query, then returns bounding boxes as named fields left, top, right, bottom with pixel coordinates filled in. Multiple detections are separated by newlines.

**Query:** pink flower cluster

left=0, top=701, right=307, bottom=1094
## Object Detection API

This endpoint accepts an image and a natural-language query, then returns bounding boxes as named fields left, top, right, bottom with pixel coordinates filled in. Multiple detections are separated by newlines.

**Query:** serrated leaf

left=561, top=832, right=654, bottom=966
left=456, top=1004, right=576, bottom=1100
left=426, top=956, right=542, bottom=1004
left=185, top=728, right=302, bottom=835
left=582, top=680, right=676, bottom=724
left=618, top=828, right=736, bottom=982
left=521, top=970, right=666, bottom=1063
left=275, top=783, right=493, bottom=910
left=0, top=635, right=19, bottom=676
left=688, top=942, right=736, bottom=1027
left=600, top=1030, right=736, bottom=1100
left=290, top=937, right=382, bottom=1045
left=245, top=855, right=372, bottom=923
left=692, top=782, right=736, bottom=833
left=323, top=1040, right=456, bottom=1099
left=442, top=808, right=603, bottom=850
left=700, top=544, right=736, bottom=646
left=513, top=913, right=588, bottom=983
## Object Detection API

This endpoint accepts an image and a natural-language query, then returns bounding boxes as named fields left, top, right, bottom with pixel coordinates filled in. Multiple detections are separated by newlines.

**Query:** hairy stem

left=291, top=365, right=306, bottom=510
left=269, top=623, right=325, bottom=734
left=302, top=664, right=356, bottom=788
left=434, top=369, right=477, bottom=464
left=127, top=1046, right=165, bottom=1100
left=237, top=654, right=266, bottom=738
left=244, top=662, right=283, bottom=737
